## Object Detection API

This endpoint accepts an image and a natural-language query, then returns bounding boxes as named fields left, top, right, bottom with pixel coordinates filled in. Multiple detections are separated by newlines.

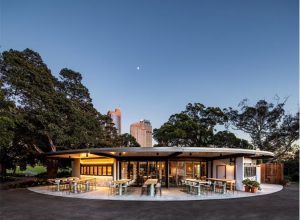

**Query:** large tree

left=120, top=133, right=140, bottom=147
left=0, top=88, right=18, bottom=176
left=213, top=131, right=254, bottom=149
left=225, top=99, right=299, bottom=161
left=0, top=49, right=120, bottom=176
left=153, top=103, right=230, bottom=147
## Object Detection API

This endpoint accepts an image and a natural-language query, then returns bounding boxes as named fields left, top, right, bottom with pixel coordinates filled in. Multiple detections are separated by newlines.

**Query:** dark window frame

left=244, top=166, right=256, bottom=178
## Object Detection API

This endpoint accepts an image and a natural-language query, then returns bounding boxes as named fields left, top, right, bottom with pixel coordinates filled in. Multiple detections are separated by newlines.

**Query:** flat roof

left=44, top=147, right=274, bottom=159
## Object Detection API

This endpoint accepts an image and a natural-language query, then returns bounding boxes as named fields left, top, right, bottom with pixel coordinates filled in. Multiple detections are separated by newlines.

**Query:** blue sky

left=1, top=0, right=299, bottom=139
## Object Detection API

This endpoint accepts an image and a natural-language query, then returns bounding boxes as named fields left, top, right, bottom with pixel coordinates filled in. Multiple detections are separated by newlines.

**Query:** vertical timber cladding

left=260, top=163, right=284, bottom=184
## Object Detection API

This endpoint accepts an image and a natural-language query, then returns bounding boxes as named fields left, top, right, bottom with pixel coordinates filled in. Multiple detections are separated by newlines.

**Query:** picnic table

left=207, top=178, right=235, bottom=193
left=185, top=179, right=209, bottom=195
left=144, top=179, right=158, bottom=196
left=113, top=179, right=131, bottom=195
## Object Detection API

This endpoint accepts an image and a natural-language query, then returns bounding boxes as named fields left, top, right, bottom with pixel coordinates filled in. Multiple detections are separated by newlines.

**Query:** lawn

left=7, top=165, right=47, bottom=176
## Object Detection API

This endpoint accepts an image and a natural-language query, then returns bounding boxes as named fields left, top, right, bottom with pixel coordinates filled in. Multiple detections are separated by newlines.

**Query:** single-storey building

left=45, top=147, right=273, bottom=190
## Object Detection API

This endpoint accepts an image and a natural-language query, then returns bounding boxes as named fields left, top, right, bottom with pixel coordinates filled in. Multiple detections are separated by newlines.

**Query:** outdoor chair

left=185, top=180, right=192, bottom=193
left=89, top=178, right=97, bottom=191
left=215, top=182, right=226, bottom=194
left=47, top=179, right=56, bottom=191
left=141, top=184, right=149, bottom=195
left=60, top=181, right=71, bottom=194
left=202, top=182, right=212, bottom=195
left=193, top=183, right=202, bottom=195
left=108, top=181, right=118, bottom=196
left=155, top=183, right=162, bottom=196
left=226, top=182, right=236, bottom=194
left=122, top=182, right=129, bottom=194
left=180, top=179, right=187, bottom=191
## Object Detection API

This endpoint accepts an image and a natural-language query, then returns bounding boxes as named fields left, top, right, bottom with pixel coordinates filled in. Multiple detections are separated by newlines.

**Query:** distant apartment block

left=108, top=108, right=121, bottom=135
left=130, top=120, right=152, bottom=147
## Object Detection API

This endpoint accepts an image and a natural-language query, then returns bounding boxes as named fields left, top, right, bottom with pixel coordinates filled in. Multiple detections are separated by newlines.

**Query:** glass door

left=138, top=162, right=148, bottom=185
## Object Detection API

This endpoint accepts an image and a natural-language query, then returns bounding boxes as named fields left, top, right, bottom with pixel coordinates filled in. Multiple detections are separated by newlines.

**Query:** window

left=244, top=166, right=256, bottom=177
left=80, top=165, right=113, bottom=176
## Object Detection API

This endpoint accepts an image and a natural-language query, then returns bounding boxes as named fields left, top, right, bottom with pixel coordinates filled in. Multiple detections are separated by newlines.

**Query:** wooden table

left=207, top=178, right=235, bottom=193
left=185, top=179, right=209, bottom=195
left=144, top=179, right=158, bottom=196
left=113, top=179, right=131, bottom=195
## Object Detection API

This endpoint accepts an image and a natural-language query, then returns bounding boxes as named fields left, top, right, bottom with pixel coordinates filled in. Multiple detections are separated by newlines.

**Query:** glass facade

left=168, top=161, right=207, bottom=186
left=120, top=160, right=206, bottom=187
left=120, top=161, right=167, bottom=186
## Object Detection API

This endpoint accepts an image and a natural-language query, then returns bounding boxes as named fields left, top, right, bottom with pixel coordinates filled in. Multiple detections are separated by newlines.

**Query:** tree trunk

left=0, top=163, right=6, bottom=178
left=46, top=159, right=59, bottom=178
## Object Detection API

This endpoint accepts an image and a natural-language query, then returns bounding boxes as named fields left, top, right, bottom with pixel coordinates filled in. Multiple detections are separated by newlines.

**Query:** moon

left=136, top=66, right=140, bottom=70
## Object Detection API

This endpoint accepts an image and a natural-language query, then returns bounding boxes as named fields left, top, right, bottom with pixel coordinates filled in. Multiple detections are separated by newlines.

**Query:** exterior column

left=113, top=159, right=117, bottom=181
left=256, top=166, right=261, bottom=183
left=235, top=157, right=244, bottom=191
left=72, top=158, right=80, bottom=178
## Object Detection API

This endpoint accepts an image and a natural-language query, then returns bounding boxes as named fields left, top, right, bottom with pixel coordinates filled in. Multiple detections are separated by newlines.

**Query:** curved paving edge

left=28, top=184, right=283, bottom=201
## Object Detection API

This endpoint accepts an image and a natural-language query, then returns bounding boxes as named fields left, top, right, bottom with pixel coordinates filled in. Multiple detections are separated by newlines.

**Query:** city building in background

left=130, top=119, right=152, bottom=147
left=108, top=108, right=121, bottom=135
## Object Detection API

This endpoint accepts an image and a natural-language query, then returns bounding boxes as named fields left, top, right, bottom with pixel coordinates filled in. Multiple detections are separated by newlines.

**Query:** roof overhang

left=44, top=147, right=274, bottom=159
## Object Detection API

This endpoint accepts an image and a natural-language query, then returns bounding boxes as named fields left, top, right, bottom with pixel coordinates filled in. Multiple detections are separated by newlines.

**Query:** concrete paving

left=0, top=183, right=298, bottom=220
left=27, top=184, right=283, bottom=201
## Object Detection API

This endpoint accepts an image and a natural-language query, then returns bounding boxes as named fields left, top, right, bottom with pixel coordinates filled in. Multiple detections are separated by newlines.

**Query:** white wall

left=212, top=159, right=234, bottom=180
left=235, top=157, right=244, bottom=191
left=256, top=166, right=261, bottom=183
left=113, top=159, right=117, bottom=181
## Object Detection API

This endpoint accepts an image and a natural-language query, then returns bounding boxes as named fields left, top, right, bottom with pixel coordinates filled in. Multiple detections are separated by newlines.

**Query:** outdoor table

left=113, top=179, right=131, bottom=195
left=185, top=179, right=209, bottom=195
left=207, top=178, right=235, bottom=194
left=144, top=179, right=158, bottom=196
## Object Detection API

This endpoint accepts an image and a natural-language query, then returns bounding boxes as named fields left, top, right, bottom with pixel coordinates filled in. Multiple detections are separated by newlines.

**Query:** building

left=130, top=120, right=152, bottom=147
left=108, top=108, right=121, bottom=135
left=46, top=147, right=274, bottom=190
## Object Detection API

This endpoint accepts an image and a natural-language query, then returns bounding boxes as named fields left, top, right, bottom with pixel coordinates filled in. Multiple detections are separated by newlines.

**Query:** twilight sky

left=1, top=0, right=299, bottom=139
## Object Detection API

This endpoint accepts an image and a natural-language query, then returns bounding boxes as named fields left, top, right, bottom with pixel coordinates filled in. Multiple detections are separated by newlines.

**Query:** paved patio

left=0, top=183, right=298, bottom=220
left=28, top=184, right=283, bottom=201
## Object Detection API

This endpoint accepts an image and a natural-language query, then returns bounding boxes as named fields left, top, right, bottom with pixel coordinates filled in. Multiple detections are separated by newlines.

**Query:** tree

left=225, top=99, right=299, bottom=161
left=0, top=88, right=17, bottom=176
left=1, top=49, right=120, bottom=177
left=153, top=103, right=227, bottom=147
left=213, top=131, right=254, bottom=149
left=120, top=133, right=140, bottom=147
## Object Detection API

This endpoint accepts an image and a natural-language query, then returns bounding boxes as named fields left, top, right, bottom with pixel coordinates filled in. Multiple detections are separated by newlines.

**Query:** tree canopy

left=153, top=103, right=250, bottom=148
left=0, top=49, right=121, bottom=176
left=225, top=99, right=299, bottom=161
left=120, top=133, right=140, bottom=147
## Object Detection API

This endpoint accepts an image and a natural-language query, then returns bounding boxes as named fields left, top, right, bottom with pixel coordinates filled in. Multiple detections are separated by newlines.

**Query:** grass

left=7, top=165, right=47, bottom=176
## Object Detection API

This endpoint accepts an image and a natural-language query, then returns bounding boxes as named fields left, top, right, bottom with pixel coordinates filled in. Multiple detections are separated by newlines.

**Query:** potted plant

left=242, top=178, right=251, bottom=192
left=250, top=180, right=261, bottom=193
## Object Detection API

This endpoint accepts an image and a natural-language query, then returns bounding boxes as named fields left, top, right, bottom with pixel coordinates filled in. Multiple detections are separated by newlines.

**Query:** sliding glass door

left=120, top=161, right=167, bottom=186
left=168, top=160, right=207, bottom=186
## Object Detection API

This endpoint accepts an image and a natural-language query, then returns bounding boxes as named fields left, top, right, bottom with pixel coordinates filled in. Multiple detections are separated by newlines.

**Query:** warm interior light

left=80, top=158, right=114, bottom=164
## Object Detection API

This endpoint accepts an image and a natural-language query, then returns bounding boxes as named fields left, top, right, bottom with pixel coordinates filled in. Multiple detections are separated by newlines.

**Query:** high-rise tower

left=130, top=119, right=152, bottom=147
left=108, top=108, right=121, bottom=135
